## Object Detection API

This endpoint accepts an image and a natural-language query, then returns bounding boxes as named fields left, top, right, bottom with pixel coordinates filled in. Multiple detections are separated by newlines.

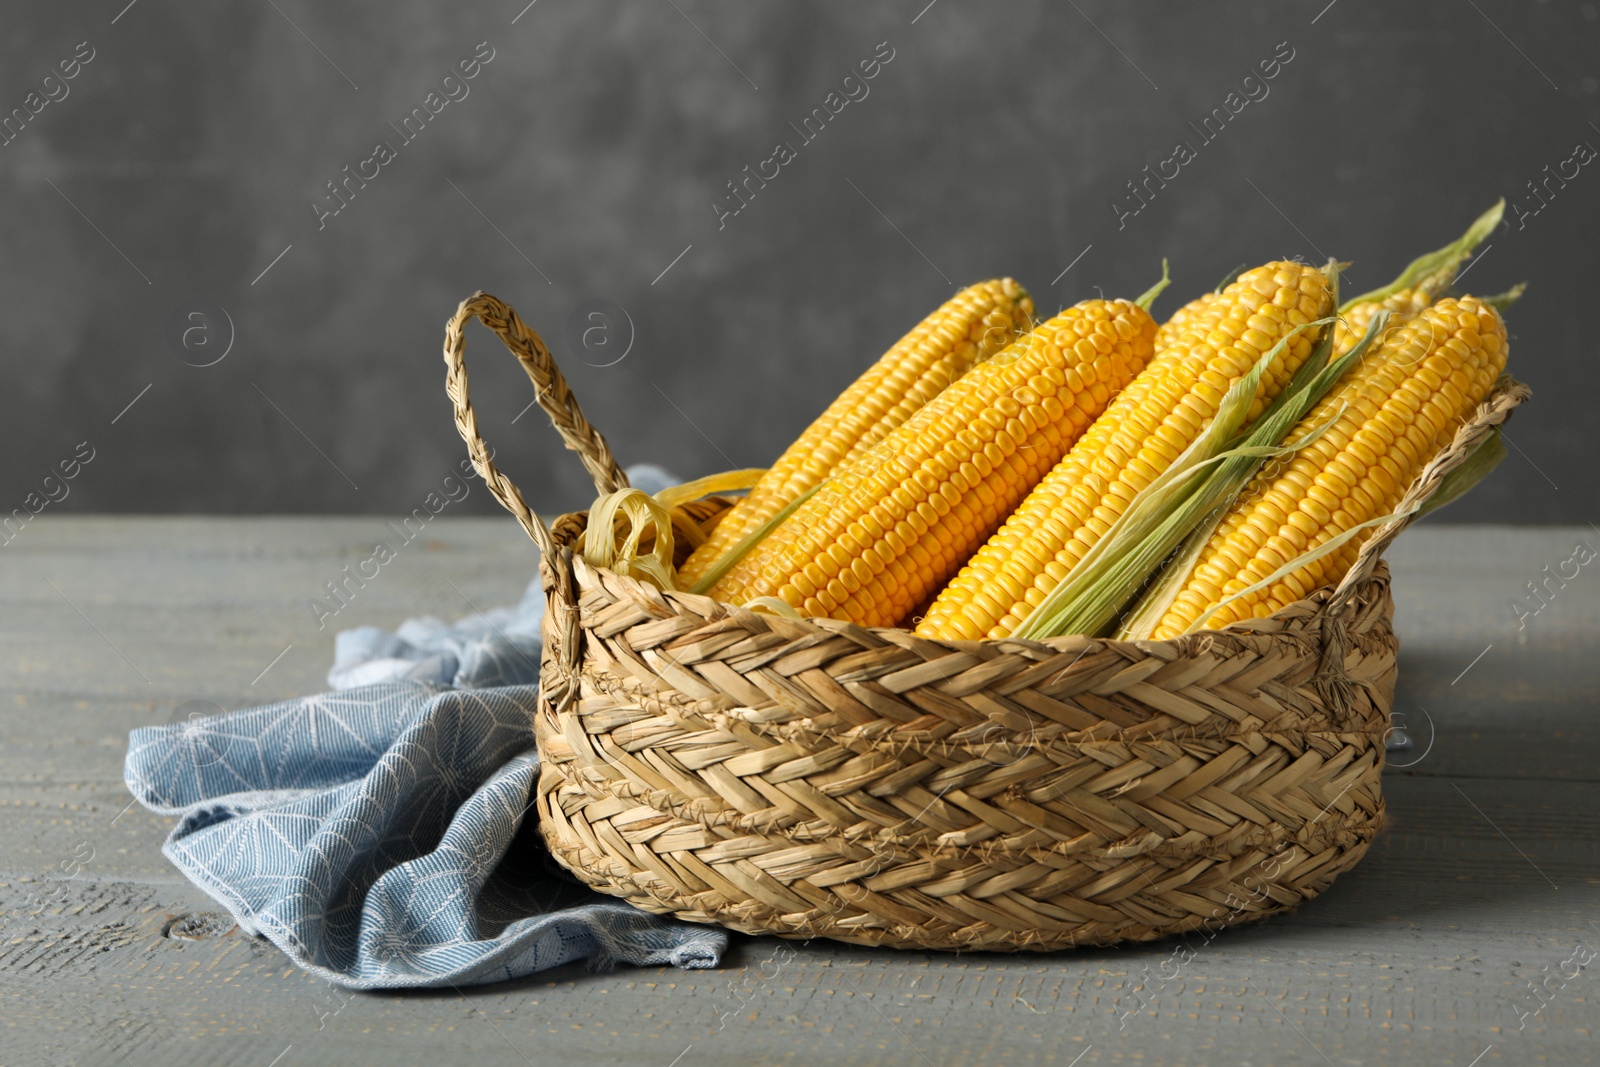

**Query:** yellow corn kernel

left=1332, top=287, right=1432, bottom=357
left=709, top=298, right=1158, bottom=627
left=1153, top=290, right=1216, bottom=352
left=918, top=261, right=1333, bottom=641
left=1149, top=295, right=1508, bottom=638
left=675, top=279, right=1033, bottom=587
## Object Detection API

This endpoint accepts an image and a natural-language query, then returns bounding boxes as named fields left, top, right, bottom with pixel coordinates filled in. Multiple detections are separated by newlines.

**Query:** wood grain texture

left=1, top=519, right=1595, bottom=1066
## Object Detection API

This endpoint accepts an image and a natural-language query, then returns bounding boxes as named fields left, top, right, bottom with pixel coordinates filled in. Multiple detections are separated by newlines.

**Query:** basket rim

left=547, top=524, right=1399, bottom=757
left=552, top=506, right=1391, bottom=654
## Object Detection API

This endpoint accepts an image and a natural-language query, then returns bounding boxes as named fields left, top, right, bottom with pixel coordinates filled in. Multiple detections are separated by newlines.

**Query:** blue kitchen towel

left=325, top=577, right=545, bottom=691
left=123, top=476, right=728, bottom=989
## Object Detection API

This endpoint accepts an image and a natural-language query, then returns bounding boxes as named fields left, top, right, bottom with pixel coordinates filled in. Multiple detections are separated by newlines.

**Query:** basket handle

left=1325, top=375, right=1531, bottom=616
left=442, top=291, right=631, bottom=557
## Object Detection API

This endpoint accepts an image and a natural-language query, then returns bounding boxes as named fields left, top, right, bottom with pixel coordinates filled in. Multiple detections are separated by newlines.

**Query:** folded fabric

left=326, top=579, right=544, bottom=691
left=124, top=469, right=728, bottom=989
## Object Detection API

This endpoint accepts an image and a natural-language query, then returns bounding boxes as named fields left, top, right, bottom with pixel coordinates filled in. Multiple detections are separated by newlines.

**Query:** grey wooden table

left=2, top=519, right=1595, bottom=1067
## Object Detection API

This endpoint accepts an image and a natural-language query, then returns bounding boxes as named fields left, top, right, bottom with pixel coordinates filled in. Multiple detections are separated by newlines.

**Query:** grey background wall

left=2, top=0, right=1595, bottom=523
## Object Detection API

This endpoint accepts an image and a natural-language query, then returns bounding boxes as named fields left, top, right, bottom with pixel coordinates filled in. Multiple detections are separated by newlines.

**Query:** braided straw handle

left=1325, top=375, right=1531, bottom=616
left=442, top=291, right=630, bottom=557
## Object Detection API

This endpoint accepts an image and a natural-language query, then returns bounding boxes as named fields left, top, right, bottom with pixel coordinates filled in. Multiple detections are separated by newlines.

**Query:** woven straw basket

left=443, top=291, right=1529, bottom=951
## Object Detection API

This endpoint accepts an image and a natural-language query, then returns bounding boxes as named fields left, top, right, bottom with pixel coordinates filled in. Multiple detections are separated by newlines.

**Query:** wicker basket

left=442, top=291, right=1529, bottom=951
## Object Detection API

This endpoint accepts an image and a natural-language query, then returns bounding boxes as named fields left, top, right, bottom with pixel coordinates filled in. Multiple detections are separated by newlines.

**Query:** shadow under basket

left=442, top=291, right=1530, bottom=951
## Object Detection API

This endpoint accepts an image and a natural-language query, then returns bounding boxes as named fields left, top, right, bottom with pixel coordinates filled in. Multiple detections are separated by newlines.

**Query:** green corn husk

left=1183, top=506, right=1400, bottom=634
left=1120, top=332, right=1509, bottom=639
left=1114, top=405, right=1351, bottom=640
left=685, top=275, right=1172, bottom=599
left=1414, top=426, right=1507, bottom=520
left=1340, top=200, right=1502, bottom=312
left=1180, top=427, right=1507, bottom=634
left=687, top=481, right=824, bottom=595
left=1013, top=272, right=1401, bottom=642
left=1135, top=260, right=1172, bottom=312
left=1478, top=283, right=1528, bottom=314
left=1114, top=265, right=1359, bottom=643
left=1011, top=290, right=1385, bottom=642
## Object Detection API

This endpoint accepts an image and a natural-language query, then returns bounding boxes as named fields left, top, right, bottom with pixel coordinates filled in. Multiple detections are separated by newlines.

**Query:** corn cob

left=1153, top=265, right=1245, bottom=350
left=1147, top=295, right=1508, bottom=639
left=675, top=280, right=1033, bottom=587
left=708, top=298, right=1158, bottom=626
left=1153, top=290, right=1216, bottom=351
left=1331, top=287, right=1431, bottom=356
left=916, top=261, right=1332, bottom=641
left=1331, top=200, right=1504, bottom=357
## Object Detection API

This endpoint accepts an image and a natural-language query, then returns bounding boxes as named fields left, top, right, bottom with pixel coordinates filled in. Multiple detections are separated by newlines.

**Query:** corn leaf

left=1212, top=263, right=1247, bottom=295
left=1340, top=200, right=1503, bottom=311
left=1415, top=428, right=1506, bottom=519
left=1114, top=403, right=1352, bottom=640
left=1010, top=312, right=1343, bottom=641
left=1127, top=309, right=1389, bottom=630
left=1008, top=325, right=1297, bottom=640
left=1028, top=413, right=1343, bottom=642
left=1180, top=412, right=1508, bottom=635
left=1478, top=283, right=1527, bottom=313
left=1117, top=313, right=1396, bottom=639
left=1112, top=506, right=1212, bottom=641
left=1184, top=507, right=1404, bottom=634
left=686, top=481, right=825, bottom=595
left=1135, top=260, right=1172, bottom=313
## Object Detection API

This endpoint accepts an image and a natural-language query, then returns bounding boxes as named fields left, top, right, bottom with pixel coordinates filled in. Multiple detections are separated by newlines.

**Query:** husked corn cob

left=1330, top=200, right=1503, bottom=360
left=708, top=298, right=1158, bottom=626
left=1153, top=290, right=1217, bottom=351
left=916, top=261, right=1332, bottom=641
left=676, top=280, right=1033, bottom=587
left=1148, top=295, right=1508, bottom=639
left=1154, top=263, right=1250, bottom=349
left=1332, top=287, right=1432, bottom=356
